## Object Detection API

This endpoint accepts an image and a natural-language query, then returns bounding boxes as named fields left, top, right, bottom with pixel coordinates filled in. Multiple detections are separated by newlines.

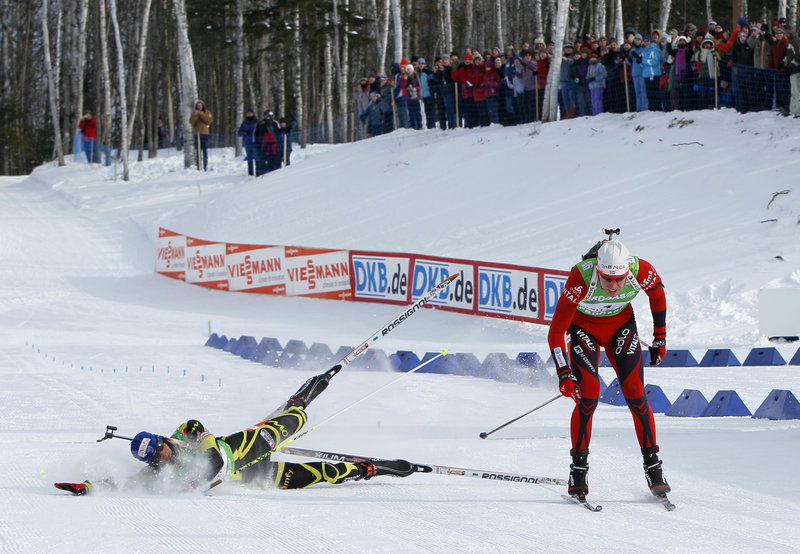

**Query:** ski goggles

left=598, top=271, right=628, bottom=283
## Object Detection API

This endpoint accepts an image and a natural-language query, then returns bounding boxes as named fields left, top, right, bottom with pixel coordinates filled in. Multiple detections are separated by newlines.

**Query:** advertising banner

left=350, top=251, right=412, bottom=305
left=155, top=227, right=186, bottom=281
left=410, top=256, right=476, bottom=315
left=225, top=243, right=286, bottom=294
left=477, top=264, right=542, bottom=322
left=284, top=246, right=351, bottom=299
left=184, top=236, right=228, bottom=290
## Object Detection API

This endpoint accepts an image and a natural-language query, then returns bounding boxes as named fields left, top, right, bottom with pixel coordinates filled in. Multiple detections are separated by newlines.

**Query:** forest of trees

left=1, top=0, right=797, bottom=177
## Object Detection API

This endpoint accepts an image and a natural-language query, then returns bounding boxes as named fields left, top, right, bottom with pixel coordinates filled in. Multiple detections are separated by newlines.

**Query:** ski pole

left=231, top=349, right=448, bottom=476
left=478, top=394, right=562, bottom=439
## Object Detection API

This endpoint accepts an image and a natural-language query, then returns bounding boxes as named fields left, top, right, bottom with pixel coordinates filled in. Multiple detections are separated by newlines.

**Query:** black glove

left=54, top=481, right=92, bottom=496
left=649, top=338, right=666, bottom=366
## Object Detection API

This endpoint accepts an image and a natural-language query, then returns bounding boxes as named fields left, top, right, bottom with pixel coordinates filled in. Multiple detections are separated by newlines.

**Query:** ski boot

left=568, top=449, right=590, bottom=498
left=286, top=371, right=332, bottom=409
left=359, top=459, right=416, bottom=480
left=642, top=446, right=671, bottom=495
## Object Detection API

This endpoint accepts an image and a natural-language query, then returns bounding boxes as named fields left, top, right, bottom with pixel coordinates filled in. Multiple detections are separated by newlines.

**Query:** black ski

left=562, top=494, right=602, bottom=512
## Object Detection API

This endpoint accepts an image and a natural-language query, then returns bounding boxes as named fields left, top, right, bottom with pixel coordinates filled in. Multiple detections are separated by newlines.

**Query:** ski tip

left=441, top=348, right=449, bottom=355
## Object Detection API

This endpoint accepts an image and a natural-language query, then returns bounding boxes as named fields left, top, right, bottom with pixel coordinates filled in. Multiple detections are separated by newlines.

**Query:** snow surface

left=2, top=109, right=800, bottom=553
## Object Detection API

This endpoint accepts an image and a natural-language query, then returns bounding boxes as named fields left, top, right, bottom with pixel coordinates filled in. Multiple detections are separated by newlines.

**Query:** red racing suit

left=547, top=256, right=666, bottom=453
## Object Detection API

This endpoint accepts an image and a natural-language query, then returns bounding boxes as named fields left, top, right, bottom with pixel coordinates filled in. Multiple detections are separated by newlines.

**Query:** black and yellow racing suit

left=170, top=406, right=364, bottom=489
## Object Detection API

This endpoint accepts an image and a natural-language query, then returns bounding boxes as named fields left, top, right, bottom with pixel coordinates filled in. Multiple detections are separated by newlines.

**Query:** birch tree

left=613, top=0, right=624, bottom=43
left=234, top=0, right=244, bottom=157
left=442, top=0, right=453, bottom=54
left=495, top=0, right=504, bottom=48
left=125, top=0, right=153, bottom=151
left=658, top=0, right=672, bottom=33
left=172, top=0, right=198, bottom=169
left=323, top=12, right=334, bottom=143
left=99, top=0, right=113, bottom=148
left=293, top=7, right=305, bottom=148
left=72, top=0, right=89, bottom=147
left=108, top=0, right=129, bottom=180
left=390, top=0, right=402, bottom=62
left=41, top=0, right=64, bottom=165
left=542, top=0, right=570, bottom=122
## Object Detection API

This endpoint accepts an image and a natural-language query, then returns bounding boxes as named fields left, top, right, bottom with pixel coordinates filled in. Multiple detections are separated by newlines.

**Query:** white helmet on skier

left=597, top=239, right=630, bottom=278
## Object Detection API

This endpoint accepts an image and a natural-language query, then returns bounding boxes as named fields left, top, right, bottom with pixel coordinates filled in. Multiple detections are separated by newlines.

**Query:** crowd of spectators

left=356, top=16, right=800, bottom=136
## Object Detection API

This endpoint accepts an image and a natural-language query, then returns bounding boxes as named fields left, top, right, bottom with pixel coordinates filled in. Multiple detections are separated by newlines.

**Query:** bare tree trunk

left=293, top=7, right=306, bottom=148
left=533, top=0, right=543, bottom=39
left=495, top=0, right=504, bottom=47
left=543, top=0, right=570, bottom=122
left=172, top=0, right=198, bottom=169
left=377, top=0, right=390, bottom=69
left=99, top=0, right=112, bottom=149
left=41, top=0, right=64, bottom=165
left=108, top=0, right=129, bottom=180
left=658, top=0, right=671, bottom=32
left=340, top=0, right=350, bottom=143
left=323, top=12, right=334, bottom=143
left=72, top=0, right=89, bottom=152
left=390, top=0, right=403, bottom=63
left=595, top=0, right=606, bottom=38
left=442, top=0, right=453, bottom=54
left=125, top=0, right=153, bottom=150
left=465, top=0, right=474, bottom=44
left=234, top=0, right=244, bottom=157
left=705, top=0, right=713, bottom=24
left=788, top=0, right=797, bottom=26
left=614, top=0, right=624, bottom=43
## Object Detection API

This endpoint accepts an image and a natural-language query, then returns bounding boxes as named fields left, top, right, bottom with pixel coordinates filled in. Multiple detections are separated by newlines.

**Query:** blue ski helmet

left=130, top=431, right=164, bottom=464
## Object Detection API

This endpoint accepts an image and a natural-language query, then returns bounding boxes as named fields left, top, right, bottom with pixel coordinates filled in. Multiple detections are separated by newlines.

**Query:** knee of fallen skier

left=54, top=371, right=415, bottom=496
left=547, top=230, right=672, bottom=501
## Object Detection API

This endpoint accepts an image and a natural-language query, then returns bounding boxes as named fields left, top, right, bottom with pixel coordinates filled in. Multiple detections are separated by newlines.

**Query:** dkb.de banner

left=156, top=227, right=568, bottom=325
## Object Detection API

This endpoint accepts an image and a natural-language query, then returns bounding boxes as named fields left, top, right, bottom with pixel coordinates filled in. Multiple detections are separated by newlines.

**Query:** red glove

left=54, top=481, right=92, bottom=496
left=649, top=338, right=666, bottom=365
left=557, top=369, right=581, bottom=403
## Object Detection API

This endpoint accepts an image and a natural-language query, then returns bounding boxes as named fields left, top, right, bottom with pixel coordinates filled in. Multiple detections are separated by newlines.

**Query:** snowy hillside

left=2, top=110, right=800, bottom=553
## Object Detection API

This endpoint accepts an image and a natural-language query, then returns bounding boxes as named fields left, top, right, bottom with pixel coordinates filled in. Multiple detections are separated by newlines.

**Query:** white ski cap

left=597, top=240, right=630, bottom=278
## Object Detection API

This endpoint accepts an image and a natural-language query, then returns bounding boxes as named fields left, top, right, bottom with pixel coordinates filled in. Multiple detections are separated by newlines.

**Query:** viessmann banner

left=156, top=228, right=568, bottom=325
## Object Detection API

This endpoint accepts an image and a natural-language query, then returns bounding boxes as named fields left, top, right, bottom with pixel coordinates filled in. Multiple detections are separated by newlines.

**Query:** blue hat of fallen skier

left=131, top=431, right=165, bottom=465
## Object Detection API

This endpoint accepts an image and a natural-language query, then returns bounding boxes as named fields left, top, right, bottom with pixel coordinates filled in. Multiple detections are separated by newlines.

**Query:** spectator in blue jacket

left=641, top=35, right=665, bottom=111
left=237, top=108, right=258, bottom=175
left=628, top=34, right=648, bottom=111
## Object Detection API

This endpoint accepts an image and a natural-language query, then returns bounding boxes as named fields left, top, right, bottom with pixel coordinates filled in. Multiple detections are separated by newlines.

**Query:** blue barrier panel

left=276, top=351, right=303, bottom=369
left=418, top=351, right=445, bottom=373
left=258, top=350, right=281, bottom=367
left=700, top=390, right=752, bottom=417
left=599, top=351, right=612, bottom=367
left=599, top=378, right=627, bottom=406
left=348, top=349, right=392, bottom=372
left=284, top=339, right=309, bottom=356
left=333, top=346, right=354, bottom=361
left=665, top=389, right=708, bottom=417
left=659, top=349, right=699, bottom=367
left=394, top=350, right=421, bottom=372
left=516, top=352, right=546, bottom=371
left=743, top=347, right=786, bottom=366
left=699, top=349, right=741, bottom=367
left=258, top=337, right=283, bottom=352
left=429, top=353, right=480, bottom=376
left=205, top=333, right=220, bottom=347
left=478, top=353, right=519, bottom=380
left=790, top=348, right=800, bottom=366
left=215, top=335, right=229, bottom=349
left=222, top=337, right=238, bottom=353
left=307, top=342, right=334, bottom=364
left=597, top=373, right=608, bottom=396
left=251, top=348, right=273, bottom=364
left=644, top=384, right=672, bottom=413
left=235, top=336, right=258, bottom=359
left=752, top=389, right=800, bottom=420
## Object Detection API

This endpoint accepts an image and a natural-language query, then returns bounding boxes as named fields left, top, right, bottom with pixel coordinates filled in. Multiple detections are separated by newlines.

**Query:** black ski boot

left=359, top=459, right=416, bottom=480
left=642, top=446, right=671, bottom=495
left=286, top=371, right=332, bottom=409
left=568, top=449, right=590, bottom=498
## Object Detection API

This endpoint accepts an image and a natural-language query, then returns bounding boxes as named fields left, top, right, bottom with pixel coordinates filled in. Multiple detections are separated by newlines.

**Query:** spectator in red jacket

left=78, top=111, right=97, bottom=163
